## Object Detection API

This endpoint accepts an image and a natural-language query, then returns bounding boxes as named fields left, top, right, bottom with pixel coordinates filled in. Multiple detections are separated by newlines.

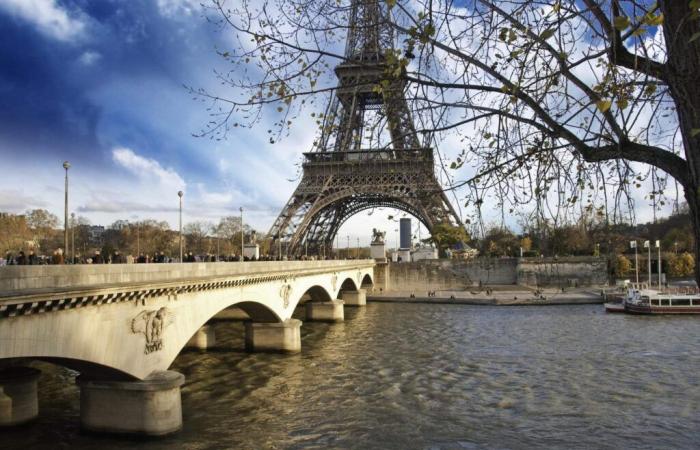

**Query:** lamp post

left=63, top=161, right=70, bottom=263
left=239, top=207, right=244, bottom=262
left=656, top=240, right=662, bottom=287
left=674, top=242, right=678, bottom=255
left=357, top=237, right=360, bottom=259
left=645, top=240, right=651, bottom=286
left=71, top=212, right=75, bottom=264
left=346, top=235, right=350, bottom=259
left=631, top=240, right=639, bottom=284
left=178, top=191, right=184, bottom=262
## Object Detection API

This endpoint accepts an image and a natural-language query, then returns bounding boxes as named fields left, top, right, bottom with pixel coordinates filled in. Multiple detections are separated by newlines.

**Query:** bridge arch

left=339, top=277, right=359, bottom=293
left=296, top=285, right=334, bottom=306
left=33, top=357, right=135, bottom=380
left=360, top=273, right=374, bottom=289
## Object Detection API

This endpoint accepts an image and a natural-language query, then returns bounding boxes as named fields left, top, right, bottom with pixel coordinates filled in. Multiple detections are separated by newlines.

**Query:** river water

left=3, top=303, right=700, bottom=449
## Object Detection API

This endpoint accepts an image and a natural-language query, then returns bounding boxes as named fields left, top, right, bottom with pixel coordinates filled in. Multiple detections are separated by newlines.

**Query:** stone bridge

left=0, top=260, right=375, bottom=435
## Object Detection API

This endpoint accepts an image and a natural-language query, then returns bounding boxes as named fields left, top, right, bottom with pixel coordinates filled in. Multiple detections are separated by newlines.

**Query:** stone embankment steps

left=368, top=289, right=605, bottom=306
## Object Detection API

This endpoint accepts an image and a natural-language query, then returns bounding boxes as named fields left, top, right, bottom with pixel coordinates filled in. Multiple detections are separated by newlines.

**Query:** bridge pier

left=0, top=367, right=40, bottom=426
left=306, top=299, right=344, bottom=322
left=186, top=325, right=216, bottom=350
left=77, top=370, right=184, bottom=436
left=341, top=289, right=367, bottom=306
left=245, top=319, right=302, bottom=353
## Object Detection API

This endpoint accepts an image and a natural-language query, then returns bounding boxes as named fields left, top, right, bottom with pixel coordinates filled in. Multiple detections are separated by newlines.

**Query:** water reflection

left=3, top=304, right=700, bottom=449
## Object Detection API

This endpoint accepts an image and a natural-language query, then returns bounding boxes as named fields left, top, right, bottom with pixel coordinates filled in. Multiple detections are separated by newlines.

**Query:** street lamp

left=239, top=207, right=244, bottom=262
left=71, top=212, right=75, bottom=264
left=357, top=237, right=360, bottom=259
left=346, top=235, right=350, bottom=259
left=631, top=240, right=639, bottom=284
left=178, top=191, right=184, bottom=262
left=656, top=240, right=662, bottom=287
left=63, top=161, right=70, bottom=263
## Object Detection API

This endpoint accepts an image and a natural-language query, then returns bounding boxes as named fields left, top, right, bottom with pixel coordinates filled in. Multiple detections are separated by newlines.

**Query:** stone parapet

left=0, top=260, right=375, bottom=294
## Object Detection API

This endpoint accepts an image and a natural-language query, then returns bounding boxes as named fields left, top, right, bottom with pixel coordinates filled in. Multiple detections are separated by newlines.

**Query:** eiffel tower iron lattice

left=267, top=0, right=461, bottom=257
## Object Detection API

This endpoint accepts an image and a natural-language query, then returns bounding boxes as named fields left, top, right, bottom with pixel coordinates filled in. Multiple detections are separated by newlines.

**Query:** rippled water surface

left=4, top=303, right=700, bottom=449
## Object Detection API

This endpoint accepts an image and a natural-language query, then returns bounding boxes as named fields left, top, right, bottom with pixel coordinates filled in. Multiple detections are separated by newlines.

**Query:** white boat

left=623, top=285, right=700, bottom=315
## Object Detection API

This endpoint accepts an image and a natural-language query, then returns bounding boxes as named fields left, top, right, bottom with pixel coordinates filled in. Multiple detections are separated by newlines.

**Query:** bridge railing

left=0, top=260, right=375, bottom=295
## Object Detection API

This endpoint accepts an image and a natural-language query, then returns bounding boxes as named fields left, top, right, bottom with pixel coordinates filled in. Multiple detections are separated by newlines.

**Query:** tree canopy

left=196, top=0, right=700, bottom=282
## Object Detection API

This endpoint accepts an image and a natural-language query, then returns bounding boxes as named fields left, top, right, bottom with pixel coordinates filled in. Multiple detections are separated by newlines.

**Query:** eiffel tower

left=267, top=0, right=461, bottom=256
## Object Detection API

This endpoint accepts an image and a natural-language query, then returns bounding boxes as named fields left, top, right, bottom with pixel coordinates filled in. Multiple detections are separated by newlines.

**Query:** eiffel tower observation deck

left=267, top=0, right=462, bottom=256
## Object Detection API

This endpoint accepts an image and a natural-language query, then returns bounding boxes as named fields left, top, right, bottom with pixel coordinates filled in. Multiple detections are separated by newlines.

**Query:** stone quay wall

left=386, top=257, right=607, bottom=290
left=516, top=257, right=608, bottom=287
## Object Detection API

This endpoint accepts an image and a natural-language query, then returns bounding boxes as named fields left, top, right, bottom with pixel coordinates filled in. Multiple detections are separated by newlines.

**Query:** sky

left=0, top=0, right=437, bottom=248
left=0, top=0, right=674, bottom=249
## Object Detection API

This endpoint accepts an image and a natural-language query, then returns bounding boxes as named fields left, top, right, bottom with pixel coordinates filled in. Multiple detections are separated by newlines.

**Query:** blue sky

left=0, top=0, right=434, bottom=246
left=0, top=0, right=311, bottom=233
left=0, top=0, right=673, bottom=247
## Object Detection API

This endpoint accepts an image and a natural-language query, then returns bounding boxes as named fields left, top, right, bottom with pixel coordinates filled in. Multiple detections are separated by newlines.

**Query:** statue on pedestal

left=371, top=228, right=386, bottom=244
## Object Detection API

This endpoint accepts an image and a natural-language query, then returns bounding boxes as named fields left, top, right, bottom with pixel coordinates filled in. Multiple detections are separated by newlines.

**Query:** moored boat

left=624, top=287, right=700, bottom=315
left=604, top=302, right=625, bottom=313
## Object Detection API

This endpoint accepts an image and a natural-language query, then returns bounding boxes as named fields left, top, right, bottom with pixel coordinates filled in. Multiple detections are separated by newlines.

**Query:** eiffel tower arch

left=267, top=0, right=461, bottom=256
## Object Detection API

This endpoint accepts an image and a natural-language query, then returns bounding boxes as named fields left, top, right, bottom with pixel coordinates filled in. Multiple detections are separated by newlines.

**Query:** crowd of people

left=1, top=249, right=341, bottom=266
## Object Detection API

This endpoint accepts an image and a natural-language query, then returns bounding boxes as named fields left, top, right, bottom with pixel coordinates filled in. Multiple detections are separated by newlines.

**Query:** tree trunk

left=684, top=188, right=700, bottom=287
left=661, top=1, right=700, bottom=287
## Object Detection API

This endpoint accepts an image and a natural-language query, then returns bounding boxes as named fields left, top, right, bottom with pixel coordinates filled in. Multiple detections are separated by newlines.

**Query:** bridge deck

left=0, top=260, right=375, bottom=306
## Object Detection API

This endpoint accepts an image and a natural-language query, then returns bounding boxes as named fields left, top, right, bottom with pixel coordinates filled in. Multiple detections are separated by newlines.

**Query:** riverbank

left=368, top=287, right=605, bottom=305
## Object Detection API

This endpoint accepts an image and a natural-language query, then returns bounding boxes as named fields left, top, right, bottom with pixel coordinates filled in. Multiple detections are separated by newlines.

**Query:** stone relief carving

left=357, top=271, right=362, bottom=284
left=331, top=273, right=338, bottom=292
left=279, top=283, right=293, bottom=309
left=131, top=307, right=174, bottom=354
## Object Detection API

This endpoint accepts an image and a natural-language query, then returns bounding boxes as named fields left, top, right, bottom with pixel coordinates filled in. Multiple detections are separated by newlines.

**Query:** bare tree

left=196, top=0, right=700, bottom=283
left=25, top=209, right=60, bottom=251
left=184, top=221, right=215, bottom=255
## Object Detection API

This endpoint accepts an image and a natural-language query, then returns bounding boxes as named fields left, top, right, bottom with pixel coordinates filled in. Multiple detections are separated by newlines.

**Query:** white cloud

left=112, top=147, right=186, bottom=189
left=79, top=50, right=101, bottom=66
left=156, top=0, right=201, bottom=17
left=0, top=189, right=48, bottom=212
left=0, top=0, right=86, bottom=42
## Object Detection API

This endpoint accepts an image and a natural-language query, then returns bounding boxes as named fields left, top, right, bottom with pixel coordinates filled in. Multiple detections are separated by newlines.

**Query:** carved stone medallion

left=131, top=307, right=174, bottom=354
left=279, top=283, right=293, bottom=309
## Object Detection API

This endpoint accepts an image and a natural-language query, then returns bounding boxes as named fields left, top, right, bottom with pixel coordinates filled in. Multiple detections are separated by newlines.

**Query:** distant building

left=412, top=246, right=438, bottom=261
left=450, top=242, right=479, bottom=259
left=87, top=225, right=105, bottom=245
